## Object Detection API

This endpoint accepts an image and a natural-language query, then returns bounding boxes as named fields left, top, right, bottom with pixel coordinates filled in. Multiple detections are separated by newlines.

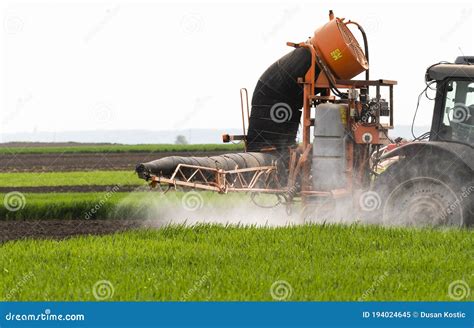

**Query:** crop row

left=0, top=143, right=244, bottom=155
left=0, top=191, right=247, bottom=220
left=0, top=171, right=142, bottom=187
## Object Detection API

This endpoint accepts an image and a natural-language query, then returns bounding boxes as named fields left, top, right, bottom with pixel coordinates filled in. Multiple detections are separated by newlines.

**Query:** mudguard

left=380, top=141, right=474, bottom=171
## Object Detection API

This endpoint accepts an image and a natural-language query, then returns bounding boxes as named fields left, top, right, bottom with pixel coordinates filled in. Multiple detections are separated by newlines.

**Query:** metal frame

left=287, top=36, right=397, bottom=198
left=146, top=12, right=399, bottom=213
left=150, top=163, right=285, bottom=194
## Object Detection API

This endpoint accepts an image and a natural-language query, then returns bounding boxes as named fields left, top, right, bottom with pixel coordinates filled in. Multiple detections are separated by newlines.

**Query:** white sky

left=1, top=0, right=473, bottom=135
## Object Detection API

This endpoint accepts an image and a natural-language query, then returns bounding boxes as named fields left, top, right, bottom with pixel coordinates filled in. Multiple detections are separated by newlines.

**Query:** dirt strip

left=0, top=185, right=144, bottom=193
left=0, top=150, right=236, bottom=172
left=0, top=219, right=151, bottom=243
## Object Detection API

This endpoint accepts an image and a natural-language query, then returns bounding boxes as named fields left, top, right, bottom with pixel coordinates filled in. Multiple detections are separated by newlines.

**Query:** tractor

left=372, top=57, right=473, bottom=225
left=136, top=12, right=473, bottom=226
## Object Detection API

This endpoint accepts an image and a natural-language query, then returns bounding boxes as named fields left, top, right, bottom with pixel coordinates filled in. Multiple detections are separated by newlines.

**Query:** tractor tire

left=369, top=157, right=473, bottom=227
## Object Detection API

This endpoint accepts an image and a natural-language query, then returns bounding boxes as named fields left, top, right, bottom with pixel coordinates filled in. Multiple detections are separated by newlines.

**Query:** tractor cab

left=427, top=57, right=474, bottom=146
left=374, top=57, right=473, bottom=226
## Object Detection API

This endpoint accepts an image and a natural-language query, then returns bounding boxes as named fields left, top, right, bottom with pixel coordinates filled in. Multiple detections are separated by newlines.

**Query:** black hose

left=246, top=47, right=313, bottom=151
left=136, top=152, right=279, bottom=179
left=346, top=21, right=370, bottom=80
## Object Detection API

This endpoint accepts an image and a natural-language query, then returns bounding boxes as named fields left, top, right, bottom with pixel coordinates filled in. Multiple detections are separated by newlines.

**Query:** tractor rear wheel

left=371, top=159, right=473, bottom=227
left=382, top=176, right=464, bottom=226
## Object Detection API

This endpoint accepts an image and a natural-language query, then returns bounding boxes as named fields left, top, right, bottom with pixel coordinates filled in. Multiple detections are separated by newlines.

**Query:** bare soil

left=0, top=151, right=230, bottom=172
left=0, top=142, right=116, bottom=148
left=0, top=219, right=149, bottom=243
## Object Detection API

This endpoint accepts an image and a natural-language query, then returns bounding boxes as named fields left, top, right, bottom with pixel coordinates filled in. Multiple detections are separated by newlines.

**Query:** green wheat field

left=1, top=144, right=472, bottom=301
left=1, top=225, right=473, bottom=301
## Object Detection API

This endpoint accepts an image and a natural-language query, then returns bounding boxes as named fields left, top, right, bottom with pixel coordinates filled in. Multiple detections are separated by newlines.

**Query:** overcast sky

left=1, top=0, right=473, bottom=136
